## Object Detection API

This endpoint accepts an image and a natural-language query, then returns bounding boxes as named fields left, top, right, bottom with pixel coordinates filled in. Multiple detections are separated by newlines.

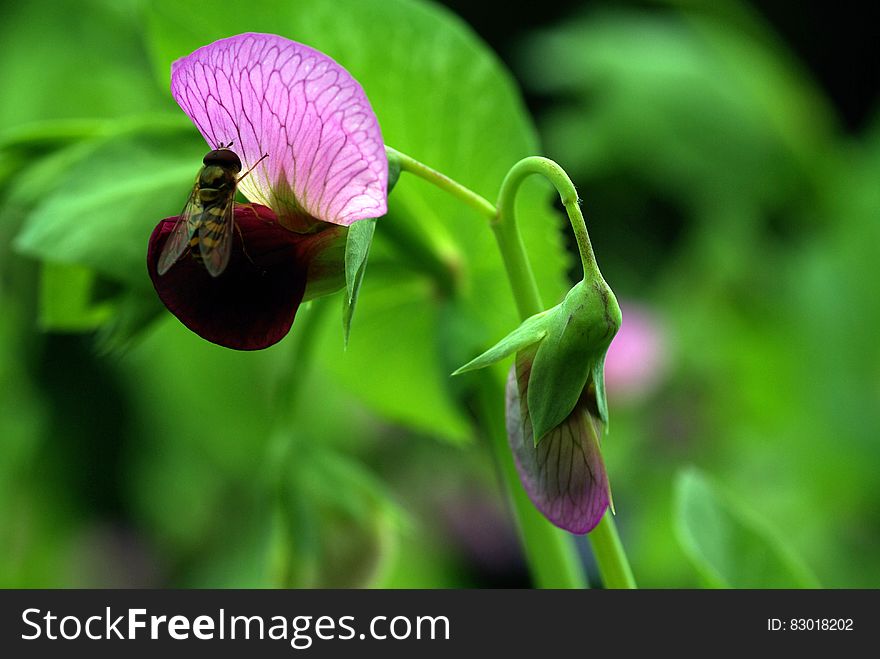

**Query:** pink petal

left=506, top=351, right=611, bottom=534
left=171, top=33, right=387, bottom=227
left=604, top=302, right=668, bottom=402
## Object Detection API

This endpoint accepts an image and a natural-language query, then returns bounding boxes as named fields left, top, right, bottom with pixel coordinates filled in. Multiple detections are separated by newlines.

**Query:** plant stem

left=388, top=145, right=635, bottom=589
left=496, top=156, right=600, bottom=284
left=386, top=146, right=496, bottom=221
left=475, top=373, right=586, bottom=588
left=589, top=513, right=637, bottom=589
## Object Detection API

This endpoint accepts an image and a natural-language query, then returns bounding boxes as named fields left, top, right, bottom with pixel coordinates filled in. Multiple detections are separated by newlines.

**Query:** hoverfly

left=157, top=143, right=267, bottom=277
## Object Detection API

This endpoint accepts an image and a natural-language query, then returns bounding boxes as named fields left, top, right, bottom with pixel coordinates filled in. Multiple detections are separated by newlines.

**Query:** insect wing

left=157, top=187, right=201, bottom=275
left=198, top=194, right=235, bottom=277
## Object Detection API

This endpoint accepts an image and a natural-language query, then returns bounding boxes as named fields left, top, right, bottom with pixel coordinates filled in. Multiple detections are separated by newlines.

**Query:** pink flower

left=147, top=33, right=387, bottom=349
left=604, top=303, right=667, bottom=402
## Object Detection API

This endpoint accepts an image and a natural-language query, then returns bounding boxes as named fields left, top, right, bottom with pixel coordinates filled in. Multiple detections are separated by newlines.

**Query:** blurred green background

left=1, top=0, right=877, bottom=588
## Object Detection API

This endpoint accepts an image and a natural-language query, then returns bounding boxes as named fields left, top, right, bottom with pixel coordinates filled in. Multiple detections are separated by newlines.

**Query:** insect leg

left=237, top=153, right=269, bottom=184
left=235, top=220, right=258, bottom=268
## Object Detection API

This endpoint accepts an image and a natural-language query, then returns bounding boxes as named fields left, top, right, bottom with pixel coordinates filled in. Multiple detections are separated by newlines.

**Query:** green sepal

left=386, top=149, right=402, bottom=195
left=591, top=352, right=609, bottom=428
left=342, top=217, right=377, bottom=348
left=527, top=279, right=620, bottom=444
left=451, top=308, right=552, bottom=375
left=341, top=150, right=399, bottom=348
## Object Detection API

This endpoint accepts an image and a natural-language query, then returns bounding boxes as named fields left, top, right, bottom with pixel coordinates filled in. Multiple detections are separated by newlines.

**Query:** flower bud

left=454, top=277, right=621, bottom=532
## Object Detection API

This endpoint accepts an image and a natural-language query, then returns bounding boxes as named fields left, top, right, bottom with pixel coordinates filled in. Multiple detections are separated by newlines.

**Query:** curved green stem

left=386, top=146, right=496, bottom=221
left=496, top=156, right=600, bottom=285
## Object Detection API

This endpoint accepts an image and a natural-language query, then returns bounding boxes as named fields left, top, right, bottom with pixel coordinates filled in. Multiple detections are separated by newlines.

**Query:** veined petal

left=147, top=204, right=308, bottom=350
left=506, top=350, right=611, bottom=534
left=171, top=33, right=387, bottom=227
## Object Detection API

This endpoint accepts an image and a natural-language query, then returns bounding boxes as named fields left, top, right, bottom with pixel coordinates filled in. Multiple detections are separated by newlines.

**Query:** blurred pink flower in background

left=604, top=302, right=668, bottom=403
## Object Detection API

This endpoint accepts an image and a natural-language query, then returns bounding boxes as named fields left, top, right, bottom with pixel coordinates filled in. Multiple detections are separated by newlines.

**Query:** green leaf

left=275, top=445, right=404, bottom=588
left=520, top=10, right=831, bottom=210
left=452, top=308, right=550, bottom=375
left=343, top=218, right=377, bottom=348
left=0, top=119, right=109, bottom=150
left=0, top=0, right=167, bottom=128
left=0, top=298, right=45, bottom=482
left=94, top=290, right=165, bottom=355
left=0, top=120, right=112, bottom=190
left=4, top=139, right=104, bottom=209
left=14, top=132, right=205, bottom=287
left=33, top=245, right=161, bottom=351
left=674, top=468, right=820, bottom=588
left=38, top=262, right=112, bottom=331
left=145, top=0, right=569, bottom=441
left=317, top=268, right=472, bottom=442
left=0, top=115, right=189, bottom=152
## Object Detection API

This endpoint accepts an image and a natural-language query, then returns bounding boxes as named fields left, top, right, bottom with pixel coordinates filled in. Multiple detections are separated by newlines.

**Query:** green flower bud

left=454, top=277, right=620, bottom=444
left=527, top=278, right=620, bottom=442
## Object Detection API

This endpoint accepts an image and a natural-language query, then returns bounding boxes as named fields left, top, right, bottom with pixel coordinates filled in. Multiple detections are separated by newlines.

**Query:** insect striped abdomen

left=157, top=147, right=255, bottom=277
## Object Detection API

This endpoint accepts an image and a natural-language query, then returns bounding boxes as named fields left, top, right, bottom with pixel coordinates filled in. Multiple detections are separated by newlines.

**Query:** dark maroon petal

left=505, top=349, right=611, bottom=534
left=147, top=204, right=307, bottom=350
